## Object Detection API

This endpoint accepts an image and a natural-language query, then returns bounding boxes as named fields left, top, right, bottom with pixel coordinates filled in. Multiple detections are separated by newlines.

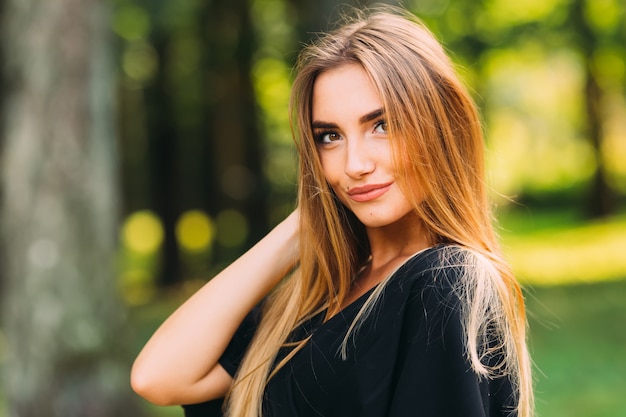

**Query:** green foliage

left=113, top=3, right=151, bottom=41
left=409, top=0, right=626, bottom=213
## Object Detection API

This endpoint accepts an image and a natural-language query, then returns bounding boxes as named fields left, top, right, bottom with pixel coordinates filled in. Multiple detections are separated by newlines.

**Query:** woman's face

left=311, top=63, right=416, bottom=229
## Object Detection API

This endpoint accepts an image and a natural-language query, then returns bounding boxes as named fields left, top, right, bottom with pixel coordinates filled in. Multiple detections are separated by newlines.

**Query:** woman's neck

left=340, top=212, right=430, bottom=308
left=366, top=211, right=430, bottom=270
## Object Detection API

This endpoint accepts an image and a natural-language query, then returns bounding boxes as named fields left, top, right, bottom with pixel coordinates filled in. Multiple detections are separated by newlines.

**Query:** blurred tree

left=0, top=0, right=142, bottom=415
left=142, top=1, right=185, bottom=287
left=423, top=0, right=625, bottom=217
left=116, top=0, right=268, bottom=285
left=201, top=0, right=269, bottom=262
left=568, top=0, right=622, bottom=217
left=289, top=0, right=402, bottom=46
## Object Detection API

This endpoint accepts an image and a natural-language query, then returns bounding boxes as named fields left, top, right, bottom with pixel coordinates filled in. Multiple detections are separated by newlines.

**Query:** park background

left=0, top=0, right=625, bottom=416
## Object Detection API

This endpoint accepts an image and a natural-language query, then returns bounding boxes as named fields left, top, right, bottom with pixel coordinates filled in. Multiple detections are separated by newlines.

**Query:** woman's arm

left=130, top=210, right=300, bottom=406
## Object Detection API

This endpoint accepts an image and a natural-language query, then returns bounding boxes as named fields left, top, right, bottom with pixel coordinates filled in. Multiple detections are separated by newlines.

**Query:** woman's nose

left=344, top=138, right=375, bottom=179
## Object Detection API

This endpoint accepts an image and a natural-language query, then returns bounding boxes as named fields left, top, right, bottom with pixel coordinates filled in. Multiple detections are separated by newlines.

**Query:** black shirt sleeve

left=219, top=305, right=261, bottom=377
left=182, top=305, right=261, bottom=417
left=387, top=259, right=517, bottom=417
left=182, top=400, right=224, bottom=417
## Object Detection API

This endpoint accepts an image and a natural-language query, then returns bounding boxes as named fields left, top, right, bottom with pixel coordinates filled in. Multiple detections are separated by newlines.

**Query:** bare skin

left=313, top=63, right=430, bottom=309
left=131, top=210, right=300, bottom=405
left=340, top=212, right=429, bottom=310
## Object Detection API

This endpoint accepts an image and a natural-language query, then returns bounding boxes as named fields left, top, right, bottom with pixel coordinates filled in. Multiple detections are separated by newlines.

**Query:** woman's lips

left=346, top=182, right=393, bottom=202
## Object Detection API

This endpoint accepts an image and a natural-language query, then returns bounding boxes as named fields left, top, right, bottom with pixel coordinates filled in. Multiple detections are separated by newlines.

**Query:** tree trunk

left=145, top=29, right=182, bottom=287
left=204, top=0, right=269, bottom=256
left=570, top=0, right=615, bottom=217
left=583, top=60, right=614, bottom=217
left=0, top=0, right=141, bottom=415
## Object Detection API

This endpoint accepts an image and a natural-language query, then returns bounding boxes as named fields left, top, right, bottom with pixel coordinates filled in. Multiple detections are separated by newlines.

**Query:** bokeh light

left=175, top=210, right=215, bottom=253
left=121, top=210, right=164, bottom=254
left=216, top=209, right=248, bottom=248
left=112, top=3, right=151, bottom=41
left=122, top=41, right=158, bottom=84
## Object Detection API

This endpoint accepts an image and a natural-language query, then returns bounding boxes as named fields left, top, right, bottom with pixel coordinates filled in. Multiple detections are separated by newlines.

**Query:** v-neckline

left=321, top=245, right=435, bottom=326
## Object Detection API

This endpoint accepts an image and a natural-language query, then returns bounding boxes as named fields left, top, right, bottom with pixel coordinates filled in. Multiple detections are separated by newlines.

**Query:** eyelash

left=314, top=130, right=340, bottom=144
left=314, top=118, right=388, bottom=144
left=374, top=119, right=388, bottom=132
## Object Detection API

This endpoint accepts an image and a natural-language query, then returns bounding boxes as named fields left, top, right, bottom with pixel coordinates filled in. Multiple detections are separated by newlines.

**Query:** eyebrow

left=359, top=108, right=384, bottom=124
left=311, top=108, right=385, bottom=130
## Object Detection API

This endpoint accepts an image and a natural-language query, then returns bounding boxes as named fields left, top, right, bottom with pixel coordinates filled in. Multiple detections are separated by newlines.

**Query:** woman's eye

left=316, top=131, right=341, bottom=143
left=374, top=120, right=388, bottom=133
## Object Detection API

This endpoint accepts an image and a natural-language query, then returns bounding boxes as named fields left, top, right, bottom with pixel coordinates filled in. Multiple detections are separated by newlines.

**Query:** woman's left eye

left=315, top=131, right=341, bottom=144
left=373, top=120, right=388, bottom=133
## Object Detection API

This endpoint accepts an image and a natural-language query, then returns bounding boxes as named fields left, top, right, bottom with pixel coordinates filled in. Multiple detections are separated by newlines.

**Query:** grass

left=525, top=280, right=626, bottom=417
left=499, top=208, right=626, bottom=285
left=499, top=207, right=626, bottom=416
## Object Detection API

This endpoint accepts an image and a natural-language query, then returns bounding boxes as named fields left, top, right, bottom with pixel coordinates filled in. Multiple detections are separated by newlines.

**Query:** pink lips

left=347, top=182, right=393, bottom=202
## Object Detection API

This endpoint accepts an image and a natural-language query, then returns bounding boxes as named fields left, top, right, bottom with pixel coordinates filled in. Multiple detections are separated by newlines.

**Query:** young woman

left=131, top=8, right=533, bottom=417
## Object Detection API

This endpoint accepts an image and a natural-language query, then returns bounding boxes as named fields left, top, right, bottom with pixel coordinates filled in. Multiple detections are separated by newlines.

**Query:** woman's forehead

left=311, top=64, right=383, bottom=123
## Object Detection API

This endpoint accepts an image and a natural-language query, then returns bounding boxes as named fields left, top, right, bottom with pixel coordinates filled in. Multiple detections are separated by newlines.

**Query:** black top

left=183, top=246, right=517, bottom=417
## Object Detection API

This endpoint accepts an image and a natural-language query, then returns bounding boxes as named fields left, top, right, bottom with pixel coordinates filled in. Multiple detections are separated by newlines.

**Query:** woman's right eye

left=315, top=131, right=341, bottom=144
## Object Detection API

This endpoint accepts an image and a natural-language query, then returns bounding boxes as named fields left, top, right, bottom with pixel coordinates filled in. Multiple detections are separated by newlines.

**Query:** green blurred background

left=0, top=0, right=625, bottom=416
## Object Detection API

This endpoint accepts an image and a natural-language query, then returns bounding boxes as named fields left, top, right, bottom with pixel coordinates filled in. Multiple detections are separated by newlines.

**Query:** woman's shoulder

left=393, top=244, right=474, bottom=286
left=386, top=244, right=484, bottom=308
left=379, top=245, right=474, bottom=328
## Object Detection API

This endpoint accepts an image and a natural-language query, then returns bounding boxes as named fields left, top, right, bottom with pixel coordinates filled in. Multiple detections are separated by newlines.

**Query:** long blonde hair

left=226, top=7, right=532, bottom=417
